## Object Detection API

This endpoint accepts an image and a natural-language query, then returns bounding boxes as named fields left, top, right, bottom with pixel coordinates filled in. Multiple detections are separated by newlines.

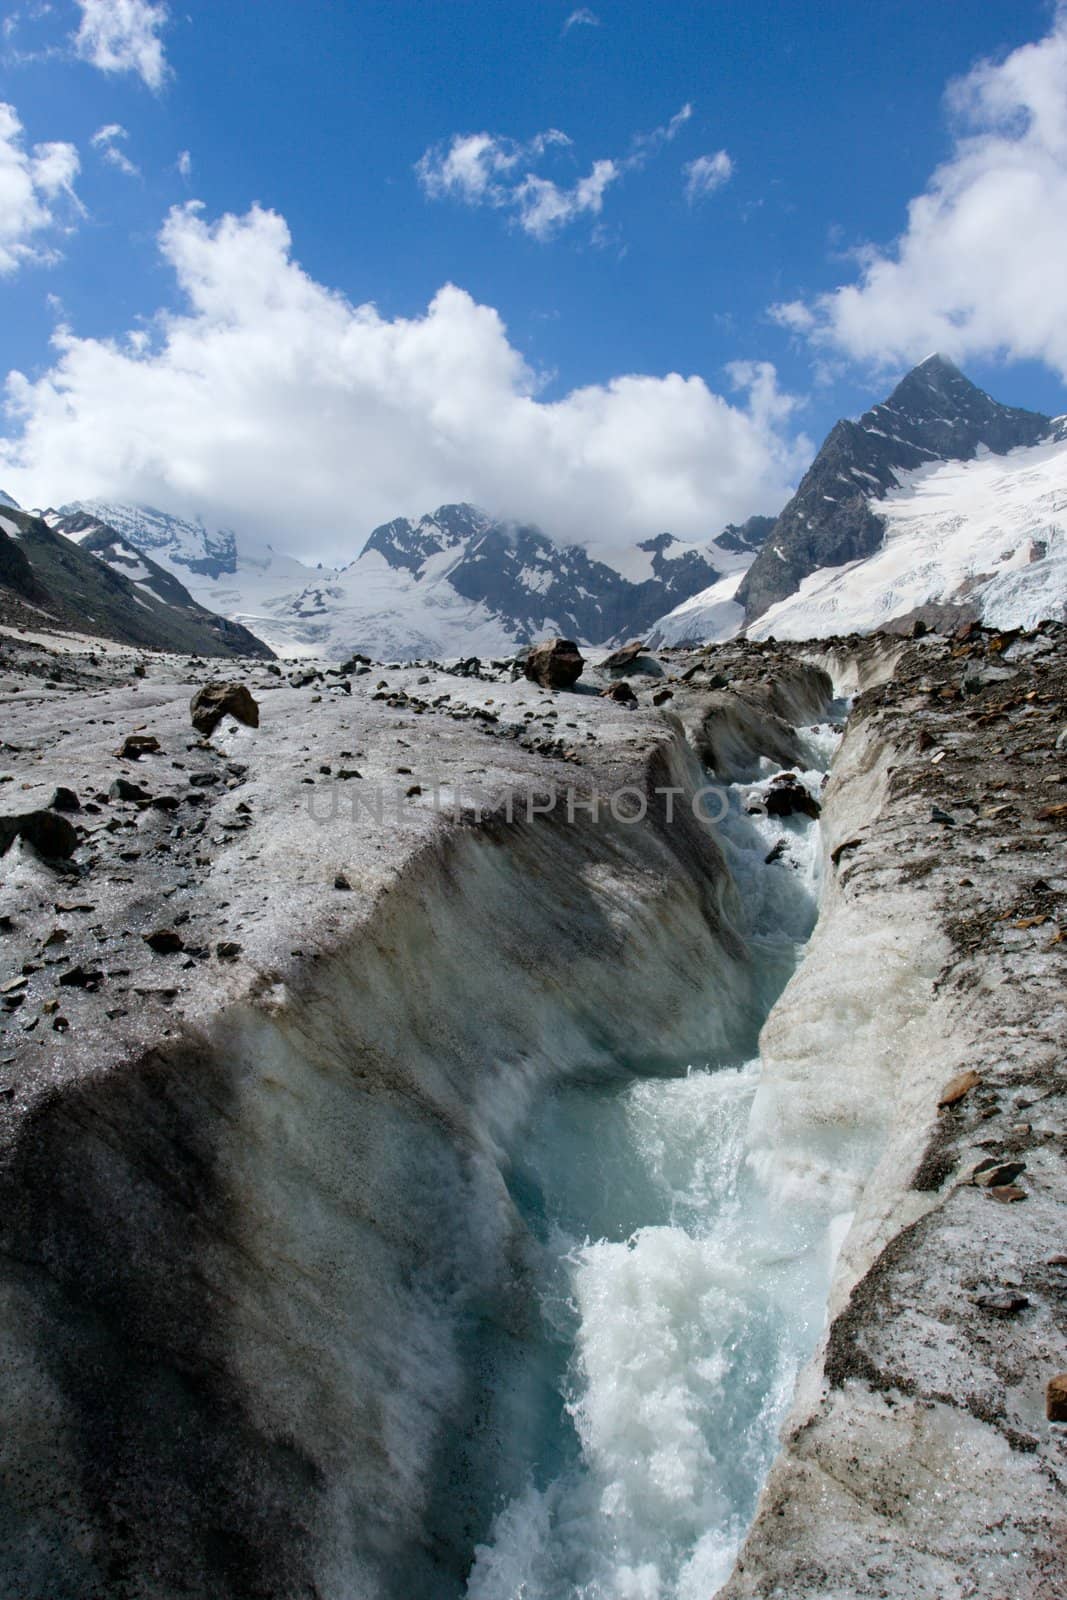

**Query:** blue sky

left=1, top=1, right=1065, bottom=557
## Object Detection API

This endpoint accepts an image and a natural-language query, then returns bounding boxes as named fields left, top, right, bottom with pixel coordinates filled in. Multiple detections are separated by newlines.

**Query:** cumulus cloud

left=684, top=149, right=733, bottom=203
left=0, top=102, right=81, bottom=275
left=0, top=202, right=806, bottom=556
left=418, top=106, right=693, bottom=241
left=91, top=121, right=139, bottom=177
left=73, top=0, right=170, bottom=90
left=563, top=8, right=600, bottom=32
left=773, top=9, right=1067, bottom=380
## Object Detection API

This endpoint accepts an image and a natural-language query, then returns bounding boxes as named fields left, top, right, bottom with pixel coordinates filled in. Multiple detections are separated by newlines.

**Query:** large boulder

left=523, top=638, right=584, bottom=690
left=0, top=810, right=79, bottom=860
left=190, top=682, right=260, bottom=737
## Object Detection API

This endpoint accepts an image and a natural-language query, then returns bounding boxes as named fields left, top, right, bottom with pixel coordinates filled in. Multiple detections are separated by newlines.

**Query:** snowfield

left=649, top=432, right=1067, bottom=645
left=648, top=570, right=746, bottom=646
left=749, top=435, right=1067, bottom=639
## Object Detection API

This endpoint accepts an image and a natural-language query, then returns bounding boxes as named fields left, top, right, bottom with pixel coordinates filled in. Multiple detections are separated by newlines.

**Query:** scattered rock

left=972, top=1159, right=1026, bottom=1187
left=0, top=809, right=80, bottom=860
left=190, top=682, right=260, bottom=737
left=938, top=1068, right=981, bottom=1109
left=334, top=873, right=352, bottom=890
left=58, top=965, right=103, bottom=990
left=599, top=681, right=638, bottom=705
left=602, top=639, right=651, bottom=672
left=652, top=688, right=674, bottom=706
left=109, top=778, right=152, bottom=803
left=215, top=941, right=241, bottom=961
left=974, top=1292, right=1029, bottom=1315
left=524, top=638, right=585, bottom=690
left=989, top=1184, right=1027, bottom=1203
left=1046, top=1375, right=1067, bottom=1422
left=765, top=839, right=787, bottom=865
left=49, top=786, right=81, bottom=812
left=143, top=929, right=184, bottom=955
left=764, top=773, right=821, bottom=820
left=116, top=735, right=160, bottom=760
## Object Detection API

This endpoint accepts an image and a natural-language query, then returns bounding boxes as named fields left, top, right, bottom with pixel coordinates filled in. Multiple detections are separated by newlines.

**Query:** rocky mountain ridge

left=0, top=504, right=272, bottom=658
left=737, top=353, right=1055, bottom=621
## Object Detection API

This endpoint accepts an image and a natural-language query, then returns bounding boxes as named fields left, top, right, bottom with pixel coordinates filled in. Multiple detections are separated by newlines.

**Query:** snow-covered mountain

left=747, top=433, right=1067, bottom=639
left=737, top=353, right=1053, bottom=622
left=87, top=500, right=769, bottom=660
left=1, top=506, right=272, bottom=656
left=59, top=500, right=238, bottom=579
left=651, top=355, right=1066, bottom=646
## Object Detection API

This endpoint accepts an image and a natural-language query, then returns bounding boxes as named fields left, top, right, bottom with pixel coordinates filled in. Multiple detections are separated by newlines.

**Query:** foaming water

left=464, top=717, right=849, bottom=1600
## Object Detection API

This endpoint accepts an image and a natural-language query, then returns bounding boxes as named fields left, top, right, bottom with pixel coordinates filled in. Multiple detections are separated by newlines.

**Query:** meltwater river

left=464, top=720, right=848, bottom=1600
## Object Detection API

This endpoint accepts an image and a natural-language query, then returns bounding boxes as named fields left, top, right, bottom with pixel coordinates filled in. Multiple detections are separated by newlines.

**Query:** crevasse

left=462, top=714, right=852, bottom=1600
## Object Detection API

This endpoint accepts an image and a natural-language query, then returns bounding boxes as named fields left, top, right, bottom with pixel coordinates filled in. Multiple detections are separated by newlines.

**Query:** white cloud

left=417, top=128, right=618, bottom=240
left=684, top=149, right=733, bottom=203
left=73, top=0, right=169, bottom=90
left=0, top=101, right=80, bottom=275
left=774, top=8, right=1067, bottom=380
left=563, top=9, right=600, bottom=33
left=176, top=148, right=191, bottom=179
left=0, top=202, right=807, bottom=555
left=418, top=106, right=693, bottom=241
left=91, top=120, right=139, bottom=177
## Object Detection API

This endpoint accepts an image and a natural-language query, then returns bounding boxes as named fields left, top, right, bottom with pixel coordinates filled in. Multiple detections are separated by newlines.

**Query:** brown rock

left=190, top=682, right=260, bottom=737
left=989, top=1184, right=1027, bottom=1203
left=599, top=680, right=638, bottom=705
left=973, top=1160, right=1026, bottom=1187
left=974, top=1292, right=1029, bottom=1315
left=143, top=929, right=184, bottom=955
left=116, top=735, right=160, bottom=759
left=601, top=639, right=650, bottom=672
left=523, top=639, right=585, bottom=690
left=1046, top=1374, right=1067, bottom=1422
left=938, top=1068, right=981, bottom=1109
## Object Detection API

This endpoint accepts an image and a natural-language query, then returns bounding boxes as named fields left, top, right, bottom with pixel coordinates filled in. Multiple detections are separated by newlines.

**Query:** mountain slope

left=736, top=354, right=1051, bottom=622
left=1, top=507, right=273, bottom=656
left=60, top=500, right=238, bottom=579
left=747, top=432, right=1067, bottom=640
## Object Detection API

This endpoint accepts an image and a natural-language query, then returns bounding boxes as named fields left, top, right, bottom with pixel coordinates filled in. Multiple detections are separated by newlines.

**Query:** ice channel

left=460, top=718, right=851, bottom=1600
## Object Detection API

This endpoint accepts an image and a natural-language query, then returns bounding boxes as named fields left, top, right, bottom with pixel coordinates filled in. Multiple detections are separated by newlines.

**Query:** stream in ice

left=464, top=720, right=849, bottom=1600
